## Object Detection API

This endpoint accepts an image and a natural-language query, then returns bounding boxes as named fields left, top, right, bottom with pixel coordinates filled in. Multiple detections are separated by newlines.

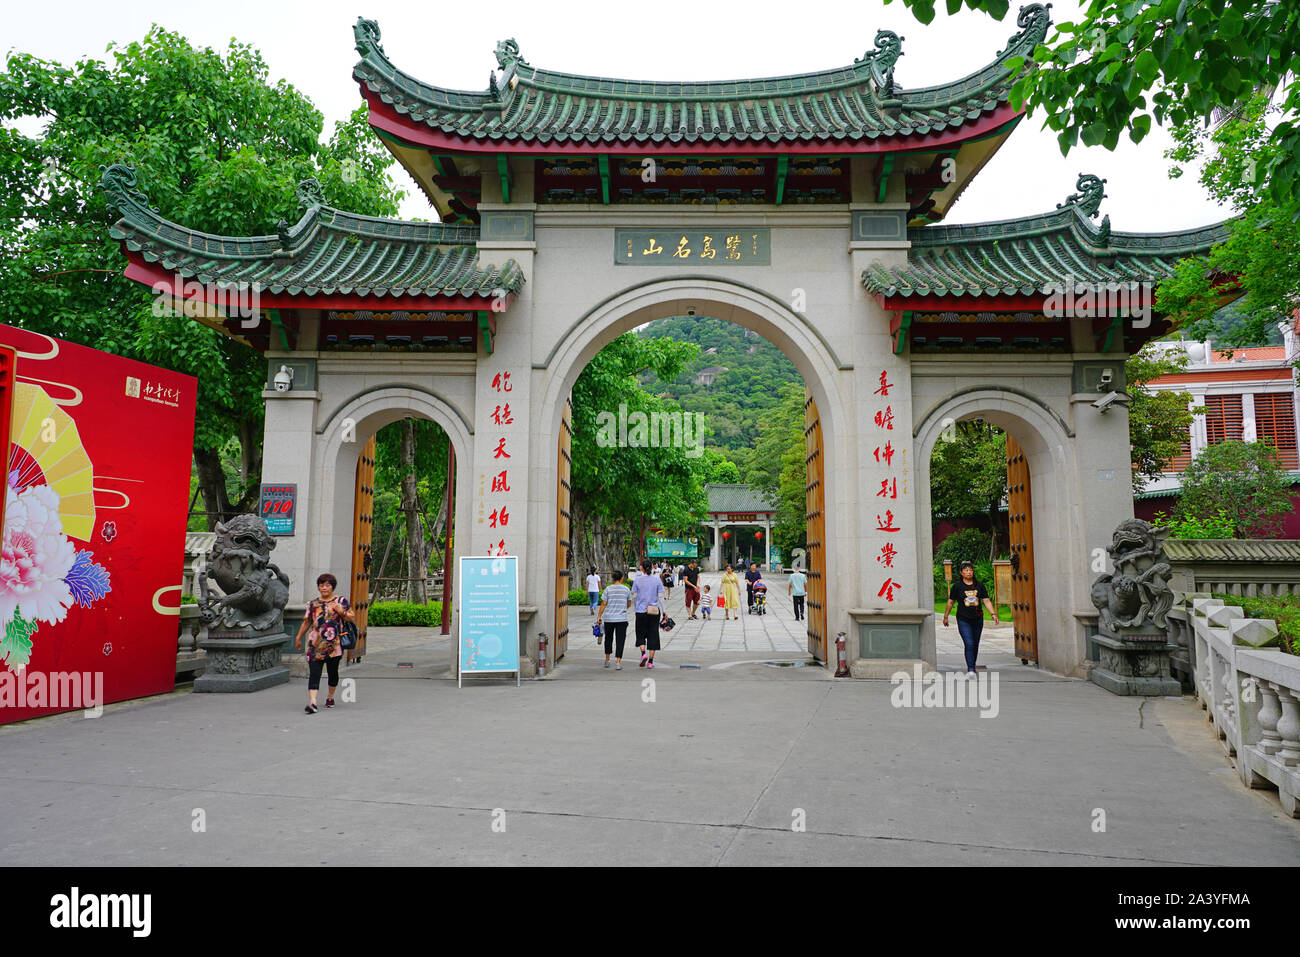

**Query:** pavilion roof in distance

left=352, top=5, right=1052, bottom=153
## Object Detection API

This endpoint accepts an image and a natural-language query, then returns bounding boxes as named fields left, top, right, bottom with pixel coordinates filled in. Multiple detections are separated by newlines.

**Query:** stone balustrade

left=1188, top=595, right=1300, bottom=816
left=177, top=604, right=207, bottom=680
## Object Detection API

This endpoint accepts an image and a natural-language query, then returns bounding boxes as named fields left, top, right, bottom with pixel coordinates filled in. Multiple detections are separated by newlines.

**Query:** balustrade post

left=1257, top=683, right=1283, bottom=755
left=1276, top=685, right=1300, bottom=767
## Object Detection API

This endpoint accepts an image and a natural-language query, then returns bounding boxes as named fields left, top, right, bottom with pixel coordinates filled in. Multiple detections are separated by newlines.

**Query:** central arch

left=528, top=275, right=853, bottom=667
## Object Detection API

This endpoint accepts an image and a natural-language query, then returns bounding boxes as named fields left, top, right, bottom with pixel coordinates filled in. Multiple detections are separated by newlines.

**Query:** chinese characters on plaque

left=615, top=228, right=771, bottom=266
left=479, top=370, right=515, bottom=557
left=872, top=369, right=907, bottom=604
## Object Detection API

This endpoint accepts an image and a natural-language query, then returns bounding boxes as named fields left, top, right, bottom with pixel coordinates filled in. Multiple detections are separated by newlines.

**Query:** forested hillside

left=637, top=315, right=802, bottom=473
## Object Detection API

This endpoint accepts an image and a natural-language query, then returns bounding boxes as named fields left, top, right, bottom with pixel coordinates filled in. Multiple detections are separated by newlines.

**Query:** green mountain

left=638, top=315, right=803, bottom=457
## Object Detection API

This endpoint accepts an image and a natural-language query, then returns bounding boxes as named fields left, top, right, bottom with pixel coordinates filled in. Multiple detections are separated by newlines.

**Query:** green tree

left=569, top=333, right=708, bottom=574
left=1174, top=440, right=1292, bottom=538
left=886, top=0, right=1300, bottom=207
left=1125, top=344, right=1196, bottom=490
left=929, top=421, right=1008, bottom=560
left=0, top=28, right=404, bottom=527
left=1158, top=94, right=1300, bottom=347
left=748, top=383, right=807, bottom=559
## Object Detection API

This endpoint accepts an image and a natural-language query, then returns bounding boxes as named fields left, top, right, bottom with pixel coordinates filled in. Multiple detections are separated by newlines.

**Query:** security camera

left=1097, top=368, right=1114, bottom=391
left=1092, top=390, right=1119, bottom=413
left=273, top=365, right=294, bottom=393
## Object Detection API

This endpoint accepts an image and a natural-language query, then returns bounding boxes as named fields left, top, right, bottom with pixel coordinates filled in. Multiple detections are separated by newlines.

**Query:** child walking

left=700, top=585, right=713, bottom=621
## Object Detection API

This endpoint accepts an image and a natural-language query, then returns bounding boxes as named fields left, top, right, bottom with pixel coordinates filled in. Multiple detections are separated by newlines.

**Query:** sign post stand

left=457, top=555, right=520, bottom=687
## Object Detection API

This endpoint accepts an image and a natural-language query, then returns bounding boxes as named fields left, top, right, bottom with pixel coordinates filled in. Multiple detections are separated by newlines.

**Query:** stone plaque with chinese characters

left=615, top=228, right=771, bottom=266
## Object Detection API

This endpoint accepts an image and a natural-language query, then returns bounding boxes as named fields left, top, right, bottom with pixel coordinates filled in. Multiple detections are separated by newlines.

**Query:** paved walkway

left=3, top=611, right=1298, bottom=866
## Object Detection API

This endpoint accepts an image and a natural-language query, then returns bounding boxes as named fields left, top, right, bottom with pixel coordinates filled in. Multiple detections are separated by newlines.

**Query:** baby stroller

left=751, top=581, right=768, bottom=616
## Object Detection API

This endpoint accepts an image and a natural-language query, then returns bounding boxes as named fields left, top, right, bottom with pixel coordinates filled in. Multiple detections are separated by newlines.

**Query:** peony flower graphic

left=0, top=483, right=76, bottom=630
left=101, top=521, right=117, bottom=543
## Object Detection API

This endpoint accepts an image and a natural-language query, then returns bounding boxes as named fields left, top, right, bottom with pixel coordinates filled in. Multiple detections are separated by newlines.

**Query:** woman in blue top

left=631, top=558, right=665, bottom=668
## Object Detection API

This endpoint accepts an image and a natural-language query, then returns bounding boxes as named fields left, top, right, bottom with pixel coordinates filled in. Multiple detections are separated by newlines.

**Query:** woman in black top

left=943, top=561, right=999, bottom=675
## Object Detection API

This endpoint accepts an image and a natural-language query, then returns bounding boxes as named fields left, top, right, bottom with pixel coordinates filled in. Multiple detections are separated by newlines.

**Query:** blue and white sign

left=457, top=555, right=520, bottom=686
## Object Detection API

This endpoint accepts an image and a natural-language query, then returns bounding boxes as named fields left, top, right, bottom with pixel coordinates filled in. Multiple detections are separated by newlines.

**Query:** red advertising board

left=0, top=325, right=196, bottom=723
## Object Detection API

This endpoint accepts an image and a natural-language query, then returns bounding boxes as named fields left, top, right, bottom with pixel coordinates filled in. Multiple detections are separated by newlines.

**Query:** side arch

left=311, top=386, right=475, bottom=607
left=912, top=387, right=1079, bottom=673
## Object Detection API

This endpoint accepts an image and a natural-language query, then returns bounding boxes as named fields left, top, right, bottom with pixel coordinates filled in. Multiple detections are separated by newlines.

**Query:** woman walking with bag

left=293, top=573, right=356, bottom=714
left=597, top=569, right=632, bottom=669
left=720, top=564, right=742, bottom=621
left=632, top=558, right=665, bottom=668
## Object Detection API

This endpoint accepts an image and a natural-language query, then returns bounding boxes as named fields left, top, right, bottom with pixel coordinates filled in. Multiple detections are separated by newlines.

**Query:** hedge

left=1211, top=592, right=1300, bottom=656
left=367, top=601, right=446, bottom=627
left=568, top=588, right=589, bottom=607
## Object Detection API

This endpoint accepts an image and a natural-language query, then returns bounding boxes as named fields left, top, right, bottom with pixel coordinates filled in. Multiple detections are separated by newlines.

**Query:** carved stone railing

left=1187, top=595, right=1299, bottom=817
left=177, top=604, right=207, bottom=679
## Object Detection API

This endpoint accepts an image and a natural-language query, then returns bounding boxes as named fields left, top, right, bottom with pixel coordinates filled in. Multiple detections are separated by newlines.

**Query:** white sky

left=7, top=0, right=1228, bottom=231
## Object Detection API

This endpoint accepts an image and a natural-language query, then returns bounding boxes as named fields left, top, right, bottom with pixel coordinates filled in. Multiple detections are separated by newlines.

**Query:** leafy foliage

left=1152, top=508, right=1238, bottom=538
left=1160, top=94, right=1300, bottom=346
left=0, top=27, right=404, bottom=521
left=1126, top=345, right=1196, bottom=491
left=1212, top=592, right=1300, bottom=655
left=887, top=0, right=1300, bottom=207
left=1173, top=440, right=1293, bottom=537
left=366, top=601, right=445, bottom=627
left=0, top=611, right=36, bottom=670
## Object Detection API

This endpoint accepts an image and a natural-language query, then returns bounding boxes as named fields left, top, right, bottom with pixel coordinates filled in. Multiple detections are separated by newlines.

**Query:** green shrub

left=568, top=588, right=590, bottom=606
left=934, top=557, right=996, bottom=601
left=367, top=601, right=445, bottom=627
left=935, top=528, right=993, bottom=566
left=1211, top=592, right=1300, bottom=655
left=1154, top=508, right=1237, bottom=539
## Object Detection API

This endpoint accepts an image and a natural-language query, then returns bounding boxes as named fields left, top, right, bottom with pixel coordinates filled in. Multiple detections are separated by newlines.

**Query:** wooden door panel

left=804, top=391, right=827, bottom=662
left=1005, top=434, right=1038, bottom=664
left=554, top=398, right=572, bottom=663
left=349, top=436, right=377, bottom=663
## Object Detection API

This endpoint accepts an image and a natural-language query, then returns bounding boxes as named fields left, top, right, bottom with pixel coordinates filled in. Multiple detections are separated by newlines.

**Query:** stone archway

left=311, top=386, right=475, bottom=614
left=526, top=276, right=852, bottom=667
left=912, top=387, right=1080, bottom=675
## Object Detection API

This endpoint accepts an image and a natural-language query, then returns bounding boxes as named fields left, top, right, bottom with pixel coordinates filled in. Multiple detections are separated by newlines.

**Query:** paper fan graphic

left=7, top=382, right=95, bottom=541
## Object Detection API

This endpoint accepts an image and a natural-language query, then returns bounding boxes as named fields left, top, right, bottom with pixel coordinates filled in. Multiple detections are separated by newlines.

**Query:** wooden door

left=349, top=435, right=377, bottom=662
left=1005, top=434, right=1038, bottom=665
left=554, top=398, right=573, bottom=662
left=804, top=391, right=827, bottom=662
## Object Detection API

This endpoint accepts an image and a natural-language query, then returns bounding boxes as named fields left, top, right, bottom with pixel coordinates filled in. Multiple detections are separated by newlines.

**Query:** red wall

left=1134, top=490, right=1300, bottom=538
left=0, top=326, right=196, bottom=723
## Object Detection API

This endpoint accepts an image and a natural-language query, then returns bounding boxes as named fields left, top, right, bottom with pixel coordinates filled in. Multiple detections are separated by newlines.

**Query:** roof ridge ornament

left=1057, top=173, right=1107, bottom=218
left=494, top=38, right=527, bottom=70
left=856, top=30, right=904, bottom=97
left=997, top=3, right=1053, bottom=60
left=296, top=178, right=325, bottom=211
left=98, top=164, right=150, bottom=218
left=354, top=18, right=384, bottom=59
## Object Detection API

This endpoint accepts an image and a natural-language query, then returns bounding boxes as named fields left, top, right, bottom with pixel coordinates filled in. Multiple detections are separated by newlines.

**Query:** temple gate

left=101, top=6, right=1232, bottom=683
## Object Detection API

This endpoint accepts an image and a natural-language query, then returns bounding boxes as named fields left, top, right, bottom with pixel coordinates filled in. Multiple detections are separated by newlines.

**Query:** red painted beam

left=877, top=291, right=1048, bottom=312
left=363, top=91, right=1023, bottom=158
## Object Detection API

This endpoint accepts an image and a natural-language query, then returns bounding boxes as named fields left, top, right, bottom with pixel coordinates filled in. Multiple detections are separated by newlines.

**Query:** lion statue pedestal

left=193, top=515, right=292, bottom=693
left=1088, top=519, right=1181, bottom=696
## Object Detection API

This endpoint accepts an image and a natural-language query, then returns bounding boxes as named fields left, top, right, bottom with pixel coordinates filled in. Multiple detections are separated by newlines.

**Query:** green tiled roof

left=352, top=6, right=1051, bottom=147
left=706, top=484, right=777, bottom=514
left=99, top=165, right=523, bottom=300
left=863, top=177, right=1234, bottom=300
left=1163, top=538, right=1300, bottom=563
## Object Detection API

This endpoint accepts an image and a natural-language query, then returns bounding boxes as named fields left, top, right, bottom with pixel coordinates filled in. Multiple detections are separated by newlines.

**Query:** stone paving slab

left=2, top=648, right=1298, bottom=866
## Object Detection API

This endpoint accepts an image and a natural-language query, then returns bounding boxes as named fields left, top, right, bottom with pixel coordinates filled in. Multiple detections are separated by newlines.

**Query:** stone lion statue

left=199, top=514, right=291, bottom=633
left=1090, top=518, right=1174, bottom=637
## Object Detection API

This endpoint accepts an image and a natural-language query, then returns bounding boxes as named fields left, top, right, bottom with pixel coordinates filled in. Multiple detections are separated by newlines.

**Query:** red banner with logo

left=0, top=325, right=196, bottom=723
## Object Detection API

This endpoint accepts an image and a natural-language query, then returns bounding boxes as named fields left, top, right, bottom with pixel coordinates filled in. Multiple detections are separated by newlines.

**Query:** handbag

left=646, top=604, right=660, bottom=616
left=340, top=619, right=359, bottom=650
left=716, top=595, right=725, bottom=609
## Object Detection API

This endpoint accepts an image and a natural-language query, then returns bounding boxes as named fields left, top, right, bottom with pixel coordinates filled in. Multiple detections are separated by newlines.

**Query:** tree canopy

left=0, top=27, right=404, bottom=525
